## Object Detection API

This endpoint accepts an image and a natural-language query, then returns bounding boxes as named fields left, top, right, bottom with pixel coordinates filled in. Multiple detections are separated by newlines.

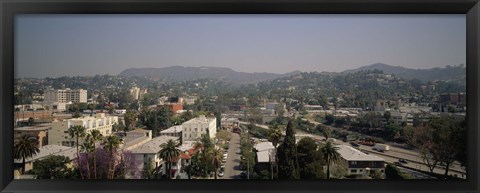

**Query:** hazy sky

left=15, top=14, right=466, bottom=78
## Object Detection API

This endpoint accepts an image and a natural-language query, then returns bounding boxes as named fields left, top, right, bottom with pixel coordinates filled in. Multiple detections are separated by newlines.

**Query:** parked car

left=218, top=168, right=225, bottom=177
left=350, top=142, right=360, bottom=147
left=399, top=159, right=408, bottom=164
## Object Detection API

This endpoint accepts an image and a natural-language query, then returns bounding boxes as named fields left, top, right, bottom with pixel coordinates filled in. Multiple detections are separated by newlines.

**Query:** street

left=221, top=132, right=243, bottom=179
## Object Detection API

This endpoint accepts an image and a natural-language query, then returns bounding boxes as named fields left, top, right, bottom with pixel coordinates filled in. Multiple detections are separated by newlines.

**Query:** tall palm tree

left=80, top=134, right=94, bottom=179
left=321, top=141, right=341, bottom=179
left=158, top=139, right=181, bottom=179
left=14, top=135, right=40, bottom=174
left=90, top=129, right=103, bottom=179
left=103, top=135, right=123, bottom=179
left=208, top=147, right=223, bottom=179
left=68, top=125, right=86, bottom=179
left=268, top=125, right=283, bottom=179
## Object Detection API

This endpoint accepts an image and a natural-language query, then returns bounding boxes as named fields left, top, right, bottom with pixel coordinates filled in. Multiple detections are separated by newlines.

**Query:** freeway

left=237, top=119, right=466, bottom=178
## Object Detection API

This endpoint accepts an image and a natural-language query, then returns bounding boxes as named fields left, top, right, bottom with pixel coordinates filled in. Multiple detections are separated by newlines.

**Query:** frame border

left=1, top=1, right=479, bottom=193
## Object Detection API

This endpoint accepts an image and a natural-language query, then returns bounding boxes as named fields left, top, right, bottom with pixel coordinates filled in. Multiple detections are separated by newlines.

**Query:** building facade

left=44, top=88, right=87, bottom=103
left=49, top=113, right=118, bottom=147
left=130, top=136, right=180, bottom=179
left=181, top=115, right=217, bottom=142
left=336, top=145, right=385, bottom=178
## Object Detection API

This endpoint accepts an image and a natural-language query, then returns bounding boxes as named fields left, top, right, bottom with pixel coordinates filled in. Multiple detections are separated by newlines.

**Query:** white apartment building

left=181, top=115, right=217, bottom=142
left=44, top=88, right=87, bottom=103
left=130, top=86, right=147, bottom=100
left=49, top=113, right=118, bottom=147
left=130, top=135, right=180, bottom=179
left=160, top=125, right=183, bottom=143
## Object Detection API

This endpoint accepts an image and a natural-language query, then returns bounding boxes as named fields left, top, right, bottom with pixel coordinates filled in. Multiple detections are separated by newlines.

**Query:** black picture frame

left=1, top=0, right=479, bottom=193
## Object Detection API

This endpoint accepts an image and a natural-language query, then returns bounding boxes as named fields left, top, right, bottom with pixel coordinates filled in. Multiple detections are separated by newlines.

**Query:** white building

left=130, top=135, right=180, bottom=179
left=130, top=86, right=147, bottom=100
left=160, top=125, right=183, bottom=143
left=181, top=115, right=217, bottom=142
left=254, top=142, right=275, bottom=163
left=336, top=145, right=385, bottom=178
left=44, top=88, right=87, bottom=103
left=49, top=113, right=119, bottom=147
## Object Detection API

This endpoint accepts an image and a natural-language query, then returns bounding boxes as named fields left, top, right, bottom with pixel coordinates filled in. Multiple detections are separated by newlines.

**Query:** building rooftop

left=183, top=115, right=215, bottom=125
left=14, top=144, right=75, bottom=163
left=130, top=136, right=179, bottom=154
left=257, top=150, right=272, bottom=163
left=254, top=142, right=275, bottom=152
left=336, top=145, right=384, bottom=162
left=160, top=125, right=183, bottom=134
left=14, top=124, right=51, bottom=131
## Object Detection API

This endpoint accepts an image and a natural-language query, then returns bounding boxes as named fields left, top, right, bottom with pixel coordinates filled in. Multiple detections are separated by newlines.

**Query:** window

left=351, top=161, right=357, bottom=165
left=351, top=169, right=357, bottom=173
left=369, top=162, right=375, bottom=167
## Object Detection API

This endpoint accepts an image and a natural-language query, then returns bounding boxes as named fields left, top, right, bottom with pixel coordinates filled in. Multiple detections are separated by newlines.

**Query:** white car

left=218, top=169, right=225, bottom=177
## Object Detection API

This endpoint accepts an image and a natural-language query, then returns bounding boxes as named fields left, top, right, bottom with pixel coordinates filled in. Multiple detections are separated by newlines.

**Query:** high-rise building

left=44, top=88, right=87, bottom=103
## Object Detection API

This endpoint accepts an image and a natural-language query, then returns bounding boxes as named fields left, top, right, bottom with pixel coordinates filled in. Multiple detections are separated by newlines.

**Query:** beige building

left=49, top=113, right=118, bottom=147
left=130, top=86, right=148, bottom=100
left=44, top=88, right=87, bottom=103
left=182, top=115, right=216, bottom=142
left=14, top=124, right=51, bottom=147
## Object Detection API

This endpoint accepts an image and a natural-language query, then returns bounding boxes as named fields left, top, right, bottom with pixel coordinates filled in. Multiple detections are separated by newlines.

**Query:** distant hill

left=118, top=66, right=301, bottom=84
left=342, top=63, right=466, bottom=81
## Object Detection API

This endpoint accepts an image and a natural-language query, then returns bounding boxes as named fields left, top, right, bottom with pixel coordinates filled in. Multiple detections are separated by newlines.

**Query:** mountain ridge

left=342, top=63, right=465, bottom=81
left=119, top=66, right=301, bottom=84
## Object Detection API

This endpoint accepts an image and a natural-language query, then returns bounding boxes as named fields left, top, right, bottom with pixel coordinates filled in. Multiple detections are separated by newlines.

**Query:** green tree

left=103, top=135, right=123, bottom=179
left=297, top=137, right=323, bottom=179
left=80, top=134, right=94, bottom=179
left=28, top=117, right=35, bottom=126
left=158, top=139, right=181, bottom=179
left=32, top=155, right=76, bottom=179
left=90, top=129, right=103, bottom=179
left=124, top=111, right=138, bottom=132
left=321, top=141, right=341, bottom=179
left=268, top=124, right=283, bottom=179
left=215, top=130, right=232, bottom=143
left=68, top=125, right=86, bottom=179
left=14, top=135, right=40, bottom=173
left=277, top=120, right=300, bottom=179
left=208, top=147, right=224, bottom=179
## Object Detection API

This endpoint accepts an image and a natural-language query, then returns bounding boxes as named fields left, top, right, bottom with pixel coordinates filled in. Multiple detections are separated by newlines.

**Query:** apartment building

left=44, top=88, right=87, bottom=103
left=181, top=115, right=217, bottom=142
left=49, top=113, right=118, bottom=147
left=336, top=145, right=385, bottom=178
left=130, top=135, right=180, bottom=179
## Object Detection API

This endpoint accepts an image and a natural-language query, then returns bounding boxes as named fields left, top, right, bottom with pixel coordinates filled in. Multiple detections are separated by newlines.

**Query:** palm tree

left=268, top=125, right=283, bottom=179
left=321, top=141, right=341, bottom=179
left=90, top=129, right=103, bottom=179
left=14, top=135, right=40, bottom=174
left=158, top=139, right=181, bottom=179
left=80, top=134, right=94, bottom=179
left=68, top=125, right=86, bottom=179
left=208, top=147, right=224, bottom=179
left=103, top=135, right=123, bottom=179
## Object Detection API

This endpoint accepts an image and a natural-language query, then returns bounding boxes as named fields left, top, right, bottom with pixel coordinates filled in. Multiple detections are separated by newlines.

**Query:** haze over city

left=15, top=14, right=465, bottom=78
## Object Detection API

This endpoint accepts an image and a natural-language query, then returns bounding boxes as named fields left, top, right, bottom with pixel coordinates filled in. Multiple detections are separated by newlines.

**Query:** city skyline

left=16, top=14, right=466, bottom=78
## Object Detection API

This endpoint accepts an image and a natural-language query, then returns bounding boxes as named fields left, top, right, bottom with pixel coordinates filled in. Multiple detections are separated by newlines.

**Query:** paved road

left=221, top=132, right=243, bottom=179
